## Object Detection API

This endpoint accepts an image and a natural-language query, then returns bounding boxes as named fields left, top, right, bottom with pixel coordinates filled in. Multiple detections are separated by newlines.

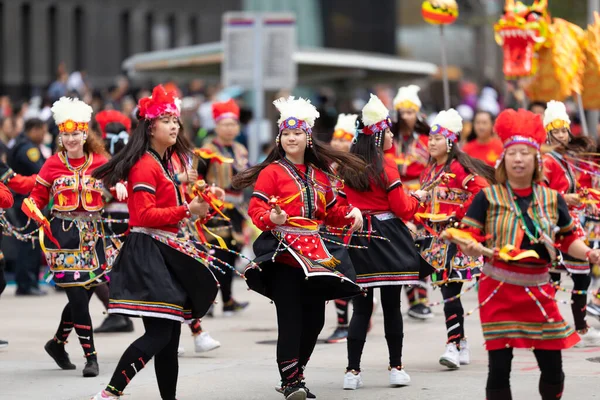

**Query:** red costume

left=462, top=138, right=504, bottom=167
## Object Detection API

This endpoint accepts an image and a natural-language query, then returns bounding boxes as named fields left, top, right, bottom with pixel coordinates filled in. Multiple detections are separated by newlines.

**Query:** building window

left=167, top=14, right=176, bottom=48
left=145, top=12, right=153, bottom=51
left=120, top=10, right=130, bottom=61
left=21, top=3, right=31, bottom=84
left=48, top=6, right=57, bottom=78
left=74, top=7, right=85, bottom=70
left=189, top=16, right=198, bottom=44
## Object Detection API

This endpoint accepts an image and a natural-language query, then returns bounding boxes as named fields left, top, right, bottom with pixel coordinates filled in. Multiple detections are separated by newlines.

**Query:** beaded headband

left=59, top=120, right=89, bottom=133
left=503, top=135, right=541, bottom=151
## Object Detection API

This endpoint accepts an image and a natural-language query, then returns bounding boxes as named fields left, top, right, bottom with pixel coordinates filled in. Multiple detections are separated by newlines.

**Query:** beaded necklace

left=62, top=152, right=89, bottom=172
left=506, top=183, right=543, bottom=245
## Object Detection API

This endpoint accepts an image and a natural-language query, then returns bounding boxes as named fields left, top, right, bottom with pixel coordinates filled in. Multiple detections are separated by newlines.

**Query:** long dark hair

left=93, top=116, right=192, bottom=187
left=338, top=120, right=386, bottom=191
left=391, top=108, right=430, bottom=138
left=431, top=144, right=497, bottom=185
left=231, top=136, right=366, bottom=189
left=548, top=130, right=595, bottom=155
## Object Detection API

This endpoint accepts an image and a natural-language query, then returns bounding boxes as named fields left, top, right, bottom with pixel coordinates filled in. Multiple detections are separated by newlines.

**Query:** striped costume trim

left=482, top=320, right=575, bottom=342
left=356, top=272, right=421, bottom=288
left=132, top=182, right=156, bottom=194
left=386, top=179, right=402, bottom=193
left=252, top=190, right=269, bottom=203
left=461, top=216, right=484, bottom=231
left=36, top=175, right=52, bottom=187
left=108, top=299, right=192, bottom=322
left=558, top=218, right=576, bottom=234
left=326, top=196, right=337, bottom=209
left=461, top=174, right=475, bottom=189
left=337, top=190, right=347, bottom=199
left=0, top=169, right=14, bottom=184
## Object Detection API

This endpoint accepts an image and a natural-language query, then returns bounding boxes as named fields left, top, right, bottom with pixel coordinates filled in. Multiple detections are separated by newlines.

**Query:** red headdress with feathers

left=212, top=99, right=240, bottom=122
left=494, top=108, right=546, bottom=151
left=138, top=85, right=181, bottom=120
left=95, top=110, right=131, bottom=139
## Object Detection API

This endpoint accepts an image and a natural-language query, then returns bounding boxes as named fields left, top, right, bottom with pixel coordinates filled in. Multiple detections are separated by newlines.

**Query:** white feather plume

left=51, top=97, right=93, bottom=124
left=393, top=85, right=422, bottom=109
left=361, top=94, right=389, bottom=127
left=334, top=114, right=358, bottom=134
left=431, top=108, right=463, bottom=133
left=543, top=100, right=570, bottom=128
left=273, top=96, right=320, bottom=128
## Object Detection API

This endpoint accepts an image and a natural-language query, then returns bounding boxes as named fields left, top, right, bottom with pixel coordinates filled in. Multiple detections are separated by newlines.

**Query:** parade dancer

left=462, top=111, right=503, bottom=167
left=195, top=98, right=249, bottom=316
left=23, top=97, right=112, bottom=377
left=541, top=100, right=600, bottom=347
left=232, top=96, right=364, bottom=400
left=326, top=113, right=357, bottom=344
left=91, top=85, right=220, bottom=400
left=338, top=94, right=432, bottom=390
left=390, top=85, right=433, bottom=320
left=93, top=110, right=134, bottom=334
left=416, top=109, right=494, bottom=369
left=0, top=178, right=14, bottom=348
left=458, top=109, right=600, bottom=400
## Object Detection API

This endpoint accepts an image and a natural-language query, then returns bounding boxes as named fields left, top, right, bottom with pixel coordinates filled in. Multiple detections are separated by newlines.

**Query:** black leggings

left=334, top=298, right=349, bottom=327
left=271, top=264, right=326, bottom=384
left=347, top=286, right=403, bottom=371
left=550, top=272, right=591, bottom=331
left=0, top=258, right=6, bottom=296
left=54, top=286, right=96, bottom=359
left=106, top=317, right=181, bottom=399
left=487, top=348, right=564, bottom=399
left=441, top=282, right=464, bottom=344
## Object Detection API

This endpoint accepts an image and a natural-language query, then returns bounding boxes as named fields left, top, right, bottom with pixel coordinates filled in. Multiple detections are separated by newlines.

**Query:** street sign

left=222, top=12, right=297, bottom=90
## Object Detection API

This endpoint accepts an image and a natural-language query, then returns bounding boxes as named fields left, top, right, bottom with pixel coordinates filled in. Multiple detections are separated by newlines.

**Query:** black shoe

left=16, top=287, right=48, bottom=296
left=283, top=382, right=307, bottom=400
left=0, top=339, right=8, bottom=349
left=407, top=303, right=433, bottom=320
left=299, top=382, right=316, bottom=399
left=223, top=299, right=249, bottom=316
left=325, top=327, right=348, bottom=344
left=83, top=358, right=99, bottom=377
left=44, top=339, right=76, bottom=370
left=95, top=315, right=134, bottom=333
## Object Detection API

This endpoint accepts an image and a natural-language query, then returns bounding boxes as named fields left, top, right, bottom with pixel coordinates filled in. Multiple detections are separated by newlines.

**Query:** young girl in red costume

left=91, top=85, right=219, bottom=400
left=338, top=94, right=431, bottom=390
left=542, top=100, right=600, bottom=348
left=23, top=97, right=112, bottom=378
left=390, top=85, right=433, bottom=319
left=462, top=110, right=503, bottom=167
left=416, top=109, right=494, bottom=370
left=233, top=96, right=364, bottom=400
left=459, top=109, right=600, bottom=400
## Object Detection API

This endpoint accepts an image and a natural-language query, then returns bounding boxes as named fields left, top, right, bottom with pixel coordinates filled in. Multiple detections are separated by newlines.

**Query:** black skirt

left=108, top=231, right=219, bottom=322
left=245, top=230, right=363, bottom=302
left=349, top=213, right=434, bottom=288
left=43, top=216, right=110, bottom=288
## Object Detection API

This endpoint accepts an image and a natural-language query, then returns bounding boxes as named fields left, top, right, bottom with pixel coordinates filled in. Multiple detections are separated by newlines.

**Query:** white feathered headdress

left=393, top=85, right=422, bottom=111
left=273, top=96, right=320, bottom=131
left=430, top=108, right=462, bottom=143
left=334, top=114, right=358, bottom=135
left=543, top=100, right=570, bottom=131
left=51, top=97, right=93, bottom=132
left=361, top=94, right=390, bottom=129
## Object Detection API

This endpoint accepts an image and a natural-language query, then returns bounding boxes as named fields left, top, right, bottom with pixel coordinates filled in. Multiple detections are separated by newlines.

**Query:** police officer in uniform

left=7, top=118, right=47, bottom=295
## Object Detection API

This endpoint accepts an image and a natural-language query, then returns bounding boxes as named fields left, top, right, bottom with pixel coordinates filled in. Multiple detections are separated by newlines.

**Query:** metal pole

left=251, top=14, right=264, bottom=165
left=577, top=93, right=589, bottom=136
left=439, top=25, right=451, bottom=109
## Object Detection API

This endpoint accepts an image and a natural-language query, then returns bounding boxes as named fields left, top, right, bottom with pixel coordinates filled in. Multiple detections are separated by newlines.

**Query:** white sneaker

left=575, top=327, right=600, bottom=348
left=90, top=391, right=119, bottom=399
left=389, top=367, right=411, bottom=386
left=459, top=339, right=470, bottom=365
left=439, top=343, right=460, bottom=369
left=177, top=346, right=184, bottom=356
left=194, top=332, right=221, bottom=353
left=343, top=371, right=363, bottom=390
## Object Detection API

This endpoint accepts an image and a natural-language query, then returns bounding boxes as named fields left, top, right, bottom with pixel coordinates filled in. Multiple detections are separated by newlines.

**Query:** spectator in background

left=462, top=110, right=503, bottom=167
left=477, top=87, right=500, bottom=117
left=528, top=101, right=546, bottom=116
left=0, top=117, right=16, bottom=148
left=6, top=118, right=48, bottom=296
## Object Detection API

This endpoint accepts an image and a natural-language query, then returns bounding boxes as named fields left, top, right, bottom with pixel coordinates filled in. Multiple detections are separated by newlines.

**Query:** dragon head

left=494, top=0, right=550, bottom=78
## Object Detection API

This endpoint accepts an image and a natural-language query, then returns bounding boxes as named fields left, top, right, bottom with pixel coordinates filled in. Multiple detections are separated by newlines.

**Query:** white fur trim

left=273, top=96, right=320, bottom=128
left=334, top=113, right=358, bottom=134
left=51, top=97, right=93, bottom=124
left=361, top=94, right=389, bottom=126
left=431, top=108, right=463, bottom=133
left=393, top=85, right=422, bottom=110
left=543, top=100, right=570, bottom=128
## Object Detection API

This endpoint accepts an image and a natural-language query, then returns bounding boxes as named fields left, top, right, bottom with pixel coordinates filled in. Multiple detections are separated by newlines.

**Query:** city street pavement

left=1, top=278, right=600, bottom=399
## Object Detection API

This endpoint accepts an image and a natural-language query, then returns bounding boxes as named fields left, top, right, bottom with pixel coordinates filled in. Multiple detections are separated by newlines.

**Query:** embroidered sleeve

left=556, top=194, right=576, bottom=235
left=457, top=175, right=489, bottom=220
left=248, top=167, right=277, bottom=231
left=462, top=190, right=488, bottom=233
left=27, top=158, right=54, bottom=209
left=129, top=162, right=187, bottom=227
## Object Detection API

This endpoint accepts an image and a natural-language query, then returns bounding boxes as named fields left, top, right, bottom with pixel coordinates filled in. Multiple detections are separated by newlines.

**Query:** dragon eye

left=526, top=12, right=541, bottom=22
